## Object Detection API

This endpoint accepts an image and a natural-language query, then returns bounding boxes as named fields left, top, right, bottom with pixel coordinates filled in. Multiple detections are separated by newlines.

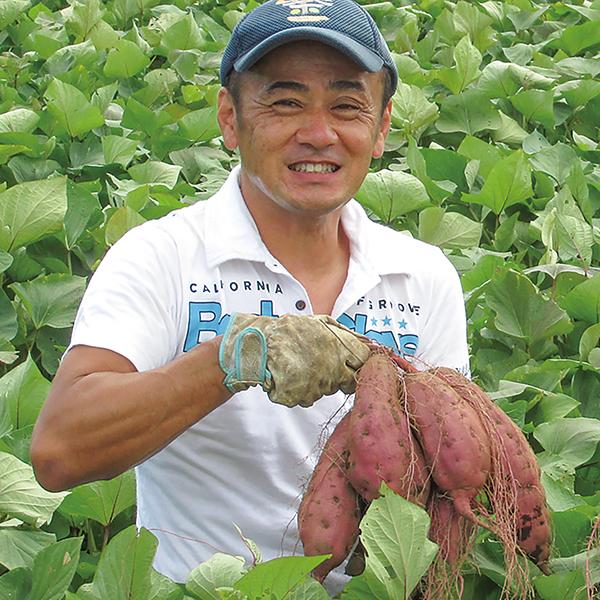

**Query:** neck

left=238, top=170, right=351, bottom=314
left=239, top=172, right=350, bottom=278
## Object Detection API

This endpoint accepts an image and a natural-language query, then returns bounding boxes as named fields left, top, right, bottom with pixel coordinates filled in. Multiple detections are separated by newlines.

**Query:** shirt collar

left=204, top=165, right=412, bottom=276
left=204, top=166, right=270, bottom=268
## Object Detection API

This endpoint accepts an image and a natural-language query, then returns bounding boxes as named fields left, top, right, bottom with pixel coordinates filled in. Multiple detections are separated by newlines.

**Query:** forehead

left=249, top=40, right=377, bottom=85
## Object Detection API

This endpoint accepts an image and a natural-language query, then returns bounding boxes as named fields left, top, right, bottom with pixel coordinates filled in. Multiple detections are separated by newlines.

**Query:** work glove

left=219, top=313, right=371, bottom=407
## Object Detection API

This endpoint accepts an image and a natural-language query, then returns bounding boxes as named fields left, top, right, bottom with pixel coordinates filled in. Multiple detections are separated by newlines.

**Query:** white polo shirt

left=69, top=166, right=469, bottom=587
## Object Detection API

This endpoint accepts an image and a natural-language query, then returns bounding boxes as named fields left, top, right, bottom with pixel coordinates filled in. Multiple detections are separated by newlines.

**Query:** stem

left=86, top=519, right=98, bottom=553
left=102, top=524, right=110, bottom=549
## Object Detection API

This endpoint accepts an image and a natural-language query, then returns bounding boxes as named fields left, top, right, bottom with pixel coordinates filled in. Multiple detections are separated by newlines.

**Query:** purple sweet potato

left=401, top=371, right=491, bottom=526
left=434, top=367, right=552, bottom=573
left=346, top=353, right=430, bottom=505
left=298, top=412, right=360, bottom=583
left=428, top=491, right=475, bottom=565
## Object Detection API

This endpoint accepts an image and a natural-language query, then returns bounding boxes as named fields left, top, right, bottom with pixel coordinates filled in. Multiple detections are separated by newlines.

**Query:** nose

left=295, top=109, right=338, bottom=149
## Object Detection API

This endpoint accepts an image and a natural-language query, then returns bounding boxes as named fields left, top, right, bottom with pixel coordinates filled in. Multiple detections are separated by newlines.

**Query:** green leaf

left=485, top=270, right=572, bottom=347
left=510, top=89, right=555, bottom=130
left=105, top=207, right=146, bottom=246
left=562, top=274, right=600, bottom=323
left=406, top=139, right=453, bottom=203
left=0, top=176, right=67, bottom=251
left=556, top=57, right=600, bottom=78
left=0, top=354, right=50, bottom=429
left=7, top=157, right=62, bottom=184
left=28, top=537, right=82, bottom=600
left=419, top=148, right=468, bottom=190
left=85, top=526, right=158, bottom=600
left=462, top=150, right=532, bottom=214
left=186, top=553, right=246, bottom=600
left=418, top=207, right=482, bottom=249
left=344, top=485, right=437, bottom=599
left=162, top=12, right=206, bottom=52
left=148, top=569, right=184, bottom=600
left=478, top=61, right=554, bottom=99
left=64, top=180, right=101, bottom=250
left=457, top=135, right=503, bottom=178
left=390, top=83, right=438, bottom=136
left=552, top=509, right=592, bottom=556
left=0, top=288, right=17, bottom=343
left=234, top=556, right=325, bottom=599
left=102, top=136, right=138, bottom=168
left=437, top=90, right=501, bottom=134
left=490, top=112, right=529, bottom=145
left=45, top=40, right=98, bottom=77
left=0, top=566, right=31, bottom=600
left=534, top=569, right=586, bottom=600
left=66, top=0, right=104, bottom=41
left=0, top=452, right=68, bottom=526
left=58, top=471, right=136, bottom=526
left=10, top=273, right=86, bottom=329
left=128, top=161, right=182, bottom=188
left=178, top=107, right=220, bottom=143
left=0, top=109, right=39, bottom=134
left=36, top=327, right=71, bottom=376
left=529, top=143, right=579, bottom=186
left=104, top=39, right=150, bottom=79
left=0, top=529, right=56, bottom=570
left=356, top=169, right=430, bottom=223
left=555, top=20, right=600, bottom=56
left=438, top=35, right=481, bottom=94
left=558, top=79, right=600, bottom=109
left=535, top=417, right=600, bottom=474
left=0, top=0, right=30, bottom=28
left=45, top=80, right=104, bottom=138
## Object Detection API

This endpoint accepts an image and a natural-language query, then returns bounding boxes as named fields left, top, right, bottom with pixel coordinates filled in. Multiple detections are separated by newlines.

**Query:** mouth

left=288, top=162, right=340, bottom=174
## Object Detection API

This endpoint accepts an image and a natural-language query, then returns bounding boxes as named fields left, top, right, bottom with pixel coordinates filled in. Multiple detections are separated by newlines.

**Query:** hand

left=219, top=313, right=370, bottom=407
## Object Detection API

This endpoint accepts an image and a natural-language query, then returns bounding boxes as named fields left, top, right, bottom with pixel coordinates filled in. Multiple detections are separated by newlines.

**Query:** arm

left=31, top=339, right=230, bottom=492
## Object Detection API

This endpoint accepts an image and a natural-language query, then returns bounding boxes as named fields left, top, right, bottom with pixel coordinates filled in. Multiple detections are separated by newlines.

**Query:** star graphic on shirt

left=371, top=317, right=378, bottom=326
left=382, top=316, right=392, bottom=326
left=398, top=319, right=407, bottom=329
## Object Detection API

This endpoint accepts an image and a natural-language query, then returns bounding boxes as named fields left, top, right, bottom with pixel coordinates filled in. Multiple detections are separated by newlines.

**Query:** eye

left=272, top=99, right=301, bottom=110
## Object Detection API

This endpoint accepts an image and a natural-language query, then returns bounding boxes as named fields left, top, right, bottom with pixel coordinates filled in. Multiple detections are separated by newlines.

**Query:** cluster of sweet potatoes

left=298, top=352, right=552, bottom=596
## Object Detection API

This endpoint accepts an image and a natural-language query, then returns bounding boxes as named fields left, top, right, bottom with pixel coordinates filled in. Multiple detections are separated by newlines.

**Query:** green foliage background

left=0, top=0, right=599, bottom=597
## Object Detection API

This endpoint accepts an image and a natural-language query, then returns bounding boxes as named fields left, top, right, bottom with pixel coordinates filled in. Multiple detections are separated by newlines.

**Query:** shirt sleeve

left=413, top=249, right=471, bottom=376
left=67, top=220, right=181, bottom=372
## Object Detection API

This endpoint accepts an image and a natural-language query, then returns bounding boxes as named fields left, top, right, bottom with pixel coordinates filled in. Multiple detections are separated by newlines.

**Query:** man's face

left=218, top=41, right=392, bottom=218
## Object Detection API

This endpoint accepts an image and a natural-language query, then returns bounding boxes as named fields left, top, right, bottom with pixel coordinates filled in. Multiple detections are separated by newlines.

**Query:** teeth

left=289, top=163, right=338, bottom=173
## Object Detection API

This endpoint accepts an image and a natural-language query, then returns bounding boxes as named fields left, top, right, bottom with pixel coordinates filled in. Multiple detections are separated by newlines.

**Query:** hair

left=224, top=65, right=396, bottom=116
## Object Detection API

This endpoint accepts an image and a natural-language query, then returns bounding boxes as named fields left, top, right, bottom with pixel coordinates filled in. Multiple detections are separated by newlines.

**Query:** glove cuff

left=219, top=322, right=272, bottom=394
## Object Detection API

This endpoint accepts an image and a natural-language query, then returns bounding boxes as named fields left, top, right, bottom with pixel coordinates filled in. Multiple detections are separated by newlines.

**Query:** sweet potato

left=401, top=371, right=491, bottom=526
left=298, top=412, right=360, bottom=583
left=347, top=353, right=430, bottom=505
left=428, top=492, right=475, bottom=565
left=434, top=367, right=552, bottom=573
left=422, top=490, right=476, bottom=600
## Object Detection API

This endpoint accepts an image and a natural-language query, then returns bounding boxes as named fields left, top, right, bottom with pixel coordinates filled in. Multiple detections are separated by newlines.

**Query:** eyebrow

left=264, top=79, right=367, bottom=94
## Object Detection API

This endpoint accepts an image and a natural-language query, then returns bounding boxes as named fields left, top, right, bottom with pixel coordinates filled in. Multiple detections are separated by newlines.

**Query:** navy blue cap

left=220, top=0, right=398, bottom=91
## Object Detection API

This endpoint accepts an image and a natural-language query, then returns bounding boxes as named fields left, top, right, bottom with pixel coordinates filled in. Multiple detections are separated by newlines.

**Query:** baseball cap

left=220, top=0, right=398, bottom=91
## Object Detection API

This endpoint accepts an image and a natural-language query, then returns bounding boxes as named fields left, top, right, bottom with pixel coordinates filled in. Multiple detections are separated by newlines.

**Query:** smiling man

left=31, top=0, right=469, bottom=593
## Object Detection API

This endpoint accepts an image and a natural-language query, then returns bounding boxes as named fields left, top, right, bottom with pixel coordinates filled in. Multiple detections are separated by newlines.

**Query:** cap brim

left=233, top=27, right=385, bottom=74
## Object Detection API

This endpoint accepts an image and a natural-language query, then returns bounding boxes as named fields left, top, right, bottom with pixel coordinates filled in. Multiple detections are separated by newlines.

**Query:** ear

left=372, top=99, right=392, bottom=159
left=217, top=87, right=239, bottom=150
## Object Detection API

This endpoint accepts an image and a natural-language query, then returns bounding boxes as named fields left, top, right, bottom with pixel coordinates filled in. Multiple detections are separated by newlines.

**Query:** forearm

left=31, top=338, right=230, bottom=491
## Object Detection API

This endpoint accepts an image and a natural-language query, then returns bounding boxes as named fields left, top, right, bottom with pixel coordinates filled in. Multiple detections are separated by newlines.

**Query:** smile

left=288, top=162, right=340, bottom=173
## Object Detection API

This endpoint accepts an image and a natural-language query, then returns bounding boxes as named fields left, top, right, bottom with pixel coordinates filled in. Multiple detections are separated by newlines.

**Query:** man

left=31, top=0, right=469, bottom=591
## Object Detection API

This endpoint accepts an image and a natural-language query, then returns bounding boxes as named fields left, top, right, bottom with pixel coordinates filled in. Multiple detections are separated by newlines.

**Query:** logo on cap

left=275, top=0, right=333, bottom=22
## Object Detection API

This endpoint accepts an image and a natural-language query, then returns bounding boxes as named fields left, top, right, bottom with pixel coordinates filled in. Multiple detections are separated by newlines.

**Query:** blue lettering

left=183, top=302, right=230, bottom=351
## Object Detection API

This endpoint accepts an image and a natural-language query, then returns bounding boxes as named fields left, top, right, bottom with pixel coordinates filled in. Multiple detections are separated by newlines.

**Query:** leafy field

left=0, top=0, right=599, bottom=597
